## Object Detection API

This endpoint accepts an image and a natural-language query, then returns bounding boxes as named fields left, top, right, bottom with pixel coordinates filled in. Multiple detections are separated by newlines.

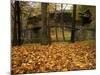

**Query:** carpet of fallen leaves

left=11, top=40, right=96, bottom=74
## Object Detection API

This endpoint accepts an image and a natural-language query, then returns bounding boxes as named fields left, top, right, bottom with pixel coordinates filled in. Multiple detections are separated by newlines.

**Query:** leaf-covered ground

left=11, top=40, right=96, bottom=74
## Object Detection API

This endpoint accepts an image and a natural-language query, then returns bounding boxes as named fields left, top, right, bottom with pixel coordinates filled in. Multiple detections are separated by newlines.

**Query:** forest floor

left=11, top=40, right=96, bottom=74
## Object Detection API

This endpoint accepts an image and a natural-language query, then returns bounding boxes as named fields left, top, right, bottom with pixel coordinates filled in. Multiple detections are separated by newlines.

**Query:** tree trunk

left=12, top=1, right=17, bottom=46
left=41, top=3, right=49, bottom=45
left=71, top=5, right=77, bottom=42
left=16, top=1, right=22, bottom=45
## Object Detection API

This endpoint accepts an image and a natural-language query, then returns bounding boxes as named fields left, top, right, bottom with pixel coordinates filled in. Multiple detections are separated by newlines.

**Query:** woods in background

left=11, top=1, right=96, bottom=46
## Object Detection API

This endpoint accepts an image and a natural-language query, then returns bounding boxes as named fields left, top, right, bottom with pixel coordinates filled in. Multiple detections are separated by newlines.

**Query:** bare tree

left=71, top=5, right=77, bottom=42
left=12, top=1, right=17, bottom=46
left=41, top=3, right=50, bottom=44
